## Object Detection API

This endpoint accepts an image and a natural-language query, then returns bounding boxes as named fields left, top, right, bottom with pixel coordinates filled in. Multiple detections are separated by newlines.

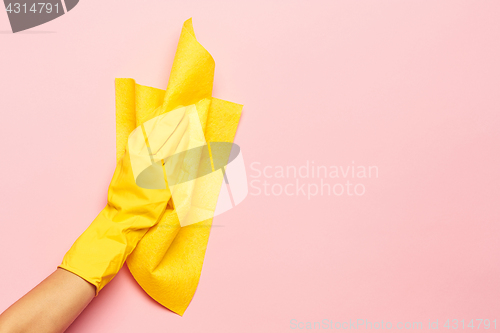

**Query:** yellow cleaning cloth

left=60, top=18, right=242, bottom=316
left=121, top=19, right=242, bottom=315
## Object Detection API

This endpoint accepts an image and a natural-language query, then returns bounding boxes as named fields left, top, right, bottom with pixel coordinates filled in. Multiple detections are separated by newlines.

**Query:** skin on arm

left=0, top=268, right=96, bottom=333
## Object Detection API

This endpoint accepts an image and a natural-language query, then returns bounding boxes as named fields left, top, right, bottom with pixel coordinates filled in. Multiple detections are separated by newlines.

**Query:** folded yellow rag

left=59, top=18, right=242, bottom=316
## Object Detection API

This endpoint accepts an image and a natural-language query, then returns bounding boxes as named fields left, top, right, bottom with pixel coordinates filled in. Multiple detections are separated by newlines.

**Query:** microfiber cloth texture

left=115, top=18, right=242, bottom=315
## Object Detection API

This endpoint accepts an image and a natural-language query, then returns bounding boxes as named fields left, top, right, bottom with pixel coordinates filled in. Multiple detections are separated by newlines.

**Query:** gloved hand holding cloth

left=59, top=18, right=242, bottom=316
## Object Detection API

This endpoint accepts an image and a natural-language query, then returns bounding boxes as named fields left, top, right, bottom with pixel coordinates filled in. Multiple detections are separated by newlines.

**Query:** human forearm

left=0, top=268, right=95, bottom=333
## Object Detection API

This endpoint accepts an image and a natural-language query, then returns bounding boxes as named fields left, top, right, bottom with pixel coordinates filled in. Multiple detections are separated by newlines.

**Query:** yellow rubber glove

left=57, top=145, right=172, bottom=295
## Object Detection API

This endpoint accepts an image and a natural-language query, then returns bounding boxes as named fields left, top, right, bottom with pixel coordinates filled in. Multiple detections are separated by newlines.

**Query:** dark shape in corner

left=64, top=0, right=78, bottom=12
left=4, top=0, right=79, bottom=33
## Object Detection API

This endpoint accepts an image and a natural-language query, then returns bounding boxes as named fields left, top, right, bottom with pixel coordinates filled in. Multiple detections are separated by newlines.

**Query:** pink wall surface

left=1, top=1, right=499, bottom=332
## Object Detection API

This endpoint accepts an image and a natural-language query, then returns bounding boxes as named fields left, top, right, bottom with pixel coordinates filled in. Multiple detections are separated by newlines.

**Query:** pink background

left=1, top=1, right=499, bottom=332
